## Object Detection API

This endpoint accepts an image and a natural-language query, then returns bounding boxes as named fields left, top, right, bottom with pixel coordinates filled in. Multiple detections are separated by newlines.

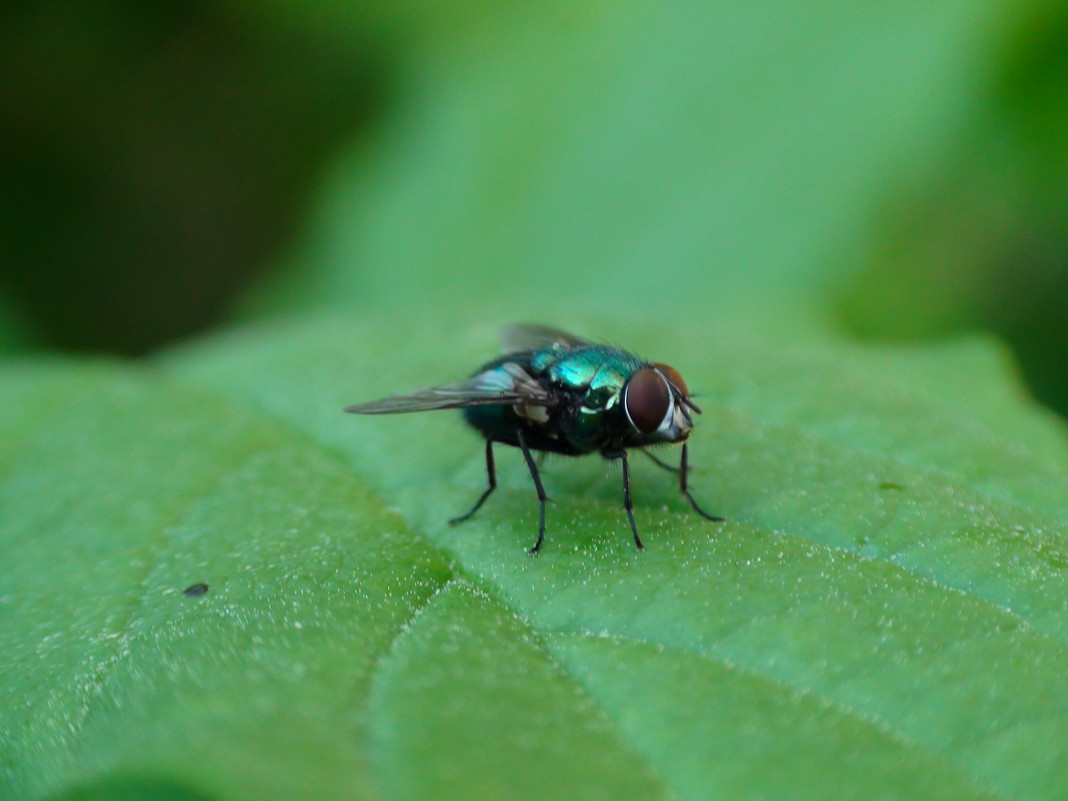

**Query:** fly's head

left=621, top=363, right=701, bottom=446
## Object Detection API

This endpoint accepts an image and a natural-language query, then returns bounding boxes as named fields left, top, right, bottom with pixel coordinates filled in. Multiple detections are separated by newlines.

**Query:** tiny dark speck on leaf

left=183, top=583, right=209, bottom=597
left=878, top=482, right=904, bottom=491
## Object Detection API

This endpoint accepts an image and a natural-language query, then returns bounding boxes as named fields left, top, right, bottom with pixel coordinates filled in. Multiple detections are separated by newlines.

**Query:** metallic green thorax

left=536, top=344, right=642, bottom=405
left=464, top=344, right=646, bottom=455
left=551, top=345, right=643, bottom=451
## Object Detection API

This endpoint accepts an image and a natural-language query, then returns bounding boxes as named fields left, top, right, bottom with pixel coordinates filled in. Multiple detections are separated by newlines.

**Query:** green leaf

left=0, top=358, right=452, bottom=800
left=367, top=581, right=670, bottom=801
left=164, top=315, right=1068, bottom=801
left=7, top=313, right=1066, bottom=800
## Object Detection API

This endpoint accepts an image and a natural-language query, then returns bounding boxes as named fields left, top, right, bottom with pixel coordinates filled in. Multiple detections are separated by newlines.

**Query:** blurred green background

left=3, top=0, right=1068, bottom=412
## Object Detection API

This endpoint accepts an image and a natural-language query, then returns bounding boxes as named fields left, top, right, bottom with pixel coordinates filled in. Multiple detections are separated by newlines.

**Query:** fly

left=345, top=325, right=724, bottom=554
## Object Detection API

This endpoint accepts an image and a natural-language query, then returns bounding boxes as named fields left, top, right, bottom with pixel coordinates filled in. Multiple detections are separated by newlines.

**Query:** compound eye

left=652, top=362, right=690, bottom=397
left=624, top=368, right=672, bottom=434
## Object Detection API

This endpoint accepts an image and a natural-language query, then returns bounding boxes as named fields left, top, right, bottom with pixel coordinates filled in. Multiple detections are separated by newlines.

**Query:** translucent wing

left=345, top=362, right=556, bottom=415
left=500, top=324, right=593, bottom=354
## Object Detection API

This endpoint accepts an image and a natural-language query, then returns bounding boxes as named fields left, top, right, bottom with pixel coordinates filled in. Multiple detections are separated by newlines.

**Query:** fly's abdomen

left=458, top=352, right=567, bottom=451
left=462, top=403, right=515, bottom=441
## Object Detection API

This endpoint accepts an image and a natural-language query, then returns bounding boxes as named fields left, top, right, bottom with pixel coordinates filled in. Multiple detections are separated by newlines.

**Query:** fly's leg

left=602, top=448, right=644, bottom=550
left=641, top=448, right=679, bottom=473
left=618, top=450, right=645, bottom=551
left=516, top=428, right=549, bottom=554
left=679, top=442, right=725, bottom=522
left=449, top=439, right=497, bottom=525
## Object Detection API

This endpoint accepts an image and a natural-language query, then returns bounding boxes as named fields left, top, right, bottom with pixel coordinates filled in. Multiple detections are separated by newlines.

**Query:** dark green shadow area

left=43, top=775, right=215, bottom=801
left=0, top=0, right=386, bottom=355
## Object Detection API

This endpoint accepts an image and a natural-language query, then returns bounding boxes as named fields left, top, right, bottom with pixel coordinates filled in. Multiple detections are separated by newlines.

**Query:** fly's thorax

left=528, top=343, right=569, bottom=373
left=546, top=347, right=641, bottom=402
left=522, top=347, right=637, bottom=453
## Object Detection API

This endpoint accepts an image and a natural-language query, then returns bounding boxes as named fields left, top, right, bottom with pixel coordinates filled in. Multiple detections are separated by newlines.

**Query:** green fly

left=345, top=325, right=723, bottom=553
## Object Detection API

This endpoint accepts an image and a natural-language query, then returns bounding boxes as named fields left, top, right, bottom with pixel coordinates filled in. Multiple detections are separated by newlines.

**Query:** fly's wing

left=345, top=362, right=556, bottom=415
left=500, top=324, right=593, bottom=354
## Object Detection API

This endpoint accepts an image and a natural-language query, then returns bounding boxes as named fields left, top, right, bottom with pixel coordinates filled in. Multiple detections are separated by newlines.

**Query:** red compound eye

left=652, top=362, right=689, bottom=397
left=624, top=368, right=671, bottom=433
